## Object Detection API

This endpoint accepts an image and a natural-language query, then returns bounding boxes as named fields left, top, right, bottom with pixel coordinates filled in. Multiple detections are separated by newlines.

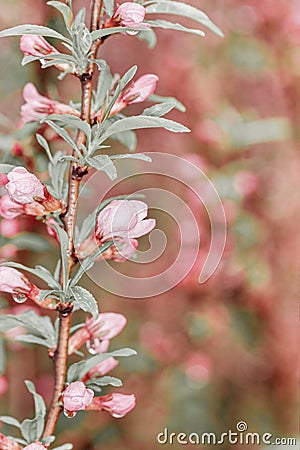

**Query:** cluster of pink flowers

left=76, top=199, right=155, bottom=262
left=0, top=167, right=62, bottom=219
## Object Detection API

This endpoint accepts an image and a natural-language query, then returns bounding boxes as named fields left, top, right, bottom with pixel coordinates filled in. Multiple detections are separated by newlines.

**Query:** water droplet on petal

left=63, top=410, right=77, bottom=418
left=86, top=340, right=97, bottom=355
left=12, top=293, right=27, bottom=304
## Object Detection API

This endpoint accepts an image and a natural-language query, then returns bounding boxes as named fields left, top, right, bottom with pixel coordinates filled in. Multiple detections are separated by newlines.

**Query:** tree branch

left=42, top=0, right=103, bottom=438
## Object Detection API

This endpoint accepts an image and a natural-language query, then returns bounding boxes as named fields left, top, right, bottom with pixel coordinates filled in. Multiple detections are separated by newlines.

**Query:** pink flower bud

left=110, top=74, right=159, bottom=115
left=0, top=195, right=23, bottom=219
left=102, top=238, right=138, bottom=262
left=68, top=312, right=126, bottom=355
left=88, top=393, right=136, bottom=418
left=96, top=200, right=155, bottom=242
left=20, top=83, right=79, bottom=125
left=0, top=219, right=20, bottom=238
left=82, top=357, right=119, bottom=381
left=62, top=381, right=94, bottom=412
left=0, top=267, right=32, bottom=295
left=20, top=35, right=57, bottom=57
left=23, top=443, right=47, bottom=450
left=114, top=2, right=148, bottom=29
left=6, top=167, right=45, bottom=205
left=20, top=35, right=71, bottom=73
left=0, top=434, right=22, bottom=450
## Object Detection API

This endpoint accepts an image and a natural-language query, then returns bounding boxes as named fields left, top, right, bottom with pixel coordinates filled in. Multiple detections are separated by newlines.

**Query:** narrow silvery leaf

left=24, top=380, right=46, bottom=419
left=110, top=129, right=137, bottom=152
left=86, top=376, right=123, bottom=389
left=47, top=114, right=91, bottom=146
left=73, top=23, right=92, bottom=56
left=67, top=348, right=136, bottom=382
left=0, top=337, right=6, bottom=374
left=36, top=134, right=52, bottom=162
left=0, top=416, right=21, bottom=428
left=52, top=225, right=69, bottom=290
left=47, top=1, right=73, bottom=30
left=21, top=415, right=44, bottom=442
left=103, top=0, right=115, bottom=18
left=16, top=335, right=51, bottom=348
left=44, top=120, right=80, bottom=155
left=93, top=60, right=113, bottom=111
left=71, top=286, right=99, bottom=319
left=142, top=102, right=177, bottom=117
left=86, top=155, right=117, bottom=180
left=148, top=93, right=186, bottom=112
left=145, top=1, right=224, bottom=37
left=111, top=153, right=151, bottom=162
left=41, top=436, right=56, bottom=445
left=0, top=163, right=16, bottom=173
left=73, top=7, right=86, bottom=29
left=91, top=26, right=149, bottom=41
left=11, top=234, right=51, bottom=252
left=0, top=25, right=72, bottom=43
left=137, top=29, right=157, bottom=48
left=99, top=115, right=190, bottom=143
left=146, top=19, right=205, bottom=36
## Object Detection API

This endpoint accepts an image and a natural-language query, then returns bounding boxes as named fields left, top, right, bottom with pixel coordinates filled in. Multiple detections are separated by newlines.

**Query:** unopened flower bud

left=87, top=393, right=136, bottom=418
left=62, top=381, right=94, bottom=412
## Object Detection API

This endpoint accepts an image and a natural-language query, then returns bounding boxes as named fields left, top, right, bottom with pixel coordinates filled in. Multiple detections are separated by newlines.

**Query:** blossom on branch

left=68, top=312, right=127, bottom=355
left=0, top=433, right=22, bottom=450
left=20, top=83, right=79, bottom=125
left=62, top=381, right=94, bottom=412
left=23, top=443, right=47, bottom=450
left=113, top=2, right=149, bottom=30
left=87, top=393, right=136, bottom=418
left=0, top=266, right=39, bottom=303
left=109, top=74, right=159, bottom=115
left=82, top=357, right=119, bottom=381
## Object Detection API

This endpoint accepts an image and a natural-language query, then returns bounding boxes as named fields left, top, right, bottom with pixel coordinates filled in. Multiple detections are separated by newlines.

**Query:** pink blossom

left=87, top=393, right=136, bottom=418
left=96, top=200, right=155, bottom=242
left=20, top=83, right=79, bottom=125
left=0, top=219, right=20, bottom=238
left=68, top=312, right=127, bottom=355
left=0, top=375, right=8, bottom=396
left=103, top=238, right=138, bottom=262
left=6, top=167, right=45, bottom=205
left=0, top=195, right=23, bottom=219
left=0, top=434, right=22, bottom=450
left=20, top=35, right=58, bottom=57
left=62, top=381, right=94, bottom=412
left=82, top=357, right=119, bottom=381
left=0, top=267, right=32, bottom=295
left=114, top=2, right=149, bottom=29
left=23, top=443, right=47, bottom=450
left=110, top=74, right=159, bottom=115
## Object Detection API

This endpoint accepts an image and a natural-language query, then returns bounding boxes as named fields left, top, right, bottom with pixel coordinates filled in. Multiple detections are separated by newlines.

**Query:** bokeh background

left=0, top=0, right=299, bottom=449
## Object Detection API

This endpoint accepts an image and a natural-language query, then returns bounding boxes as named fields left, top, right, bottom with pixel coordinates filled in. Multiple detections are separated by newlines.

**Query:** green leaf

left=0, top=311, right=56, bottom=346
left=0, top=163, right=16, bottom=173
left=44, top=120, right=80, bottom=156
left=73, top=23, right=92, bottom=57
left=142, top=101, right=177, bottom=117
left=93, top=60, right=113, bottom=112
left=67, top=348, right=137, bottom=382
left=71, top=286, right=99, bottom=319
left=103, top=0, right=115, bottom=18
left=15, top=335, right=52, bottom=348
left=10, top=234, right=51, bottom=253
left=0, top=337, right=6, bottom=373
left=91, top=26, right=150, bottom=41
left=21, top=415, right=44, bottom=443
left=86, top=155, right=117, bottom=180
left=137, top=28, right=157, bottom=48
left=110, top=129, right=137, bottom=152
left=24, top=380, right=46, bottom=420
left=0, top=25, right=72, bottom=43
left=146, top=19, right=205, bottom=36
left=148, top=93, right=186, bottom=112
left=99, top=115, right=190, bottom=143
left=52, top=225, right=69, bottom=290
left=0, top=416, right=21, bottom=428
left=36, top=134, right=52, bottom=162
left=145, top=1, right=224, bottom=37
left=47, top=114, right=91, bottom=148
left=0, top=262, right=61, bottom=290
left=47, top=1, right=73, bottom=29
left=41, top=436, right=56, bottom=446
left=86, top=376, right=122, bottom=389
left=111, top=153, right=151, bottom=162
left=49, top=152, right=68, bottom=200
